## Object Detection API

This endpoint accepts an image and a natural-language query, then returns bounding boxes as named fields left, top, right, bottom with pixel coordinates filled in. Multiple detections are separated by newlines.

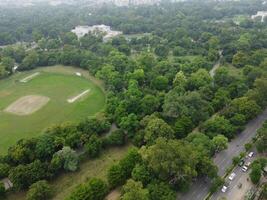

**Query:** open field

left=0, top=65, right=105, bottom=154
left=6, top=145, right=131, bottom=200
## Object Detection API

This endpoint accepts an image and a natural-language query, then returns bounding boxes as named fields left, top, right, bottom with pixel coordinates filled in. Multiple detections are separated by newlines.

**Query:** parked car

left=245, top=161, right=251, bottom=167
left=229, top=172, right=236, bottom=181
left=238, top=159, right=245, bottom=167
left=248, top=152, right=254, bottom=157
left=242, top=165, right=248, bottom=172
left=221, top=185, right=228, bottom=193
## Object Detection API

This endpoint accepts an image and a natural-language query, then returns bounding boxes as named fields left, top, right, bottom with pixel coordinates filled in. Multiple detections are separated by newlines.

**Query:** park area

left=0, top=65, right=106, bottom=154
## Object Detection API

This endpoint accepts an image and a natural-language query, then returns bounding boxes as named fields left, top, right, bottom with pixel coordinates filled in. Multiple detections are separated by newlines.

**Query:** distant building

left=112, top=0, right=161, bottom=6
left=251, top=11, right=267, bottom=22
left=71, top=25, right=122, bottom=42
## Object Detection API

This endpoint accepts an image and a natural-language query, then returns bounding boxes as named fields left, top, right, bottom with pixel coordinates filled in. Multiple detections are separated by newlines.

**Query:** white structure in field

left=251, top=11, right=267, bottom=22
left=71, top=25, right=122, bottom=42
left=112, top=0, right=161, bottom=6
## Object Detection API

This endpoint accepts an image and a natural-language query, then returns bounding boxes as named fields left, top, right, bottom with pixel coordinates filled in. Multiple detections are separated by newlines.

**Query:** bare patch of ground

left=4, top=95, right=50, bottom=116
left=106, top=189, right=121, bottom=200
left=67, top=89, right=90, bottom=103
left=20, top=72, right=40, bottom=83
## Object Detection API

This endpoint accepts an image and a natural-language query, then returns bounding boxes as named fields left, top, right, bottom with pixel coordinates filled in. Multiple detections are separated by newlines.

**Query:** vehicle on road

left=248, top=152, right=254, bottom=157
left=242, top=165, right=248, bottom=172
left=229, top=172, right=236, bottom=181
left=245, top=161, right=251, bottom=167
left=238, top=159, right=245, bottom=167
left=238, top=183, right=242, bottom=189
left=221, top=185, right=228, bottom=193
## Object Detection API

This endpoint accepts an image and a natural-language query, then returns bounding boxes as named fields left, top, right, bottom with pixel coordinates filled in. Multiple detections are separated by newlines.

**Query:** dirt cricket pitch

left=4, top=95, right=50, bottom=116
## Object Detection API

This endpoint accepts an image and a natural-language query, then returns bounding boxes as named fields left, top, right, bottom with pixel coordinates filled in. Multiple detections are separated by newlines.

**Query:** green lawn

left=0, top=65, right=106, bottom=154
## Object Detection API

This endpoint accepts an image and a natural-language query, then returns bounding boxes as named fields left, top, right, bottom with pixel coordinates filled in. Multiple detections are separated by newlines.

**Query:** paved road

left=211, top=153, right=256, bottom=200
left=180, top=108, right=267, bottom=200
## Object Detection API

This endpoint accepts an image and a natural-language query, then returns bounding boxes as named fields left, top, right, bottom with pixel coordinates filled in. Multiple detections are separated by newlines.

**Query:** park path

left=209, top=50, right=223, bottom=77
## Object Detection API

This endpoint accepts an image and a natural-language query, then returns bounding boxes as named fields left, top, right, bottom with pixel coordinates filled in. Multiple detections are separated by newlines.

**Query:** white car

left=248, top=152, right=254, bottom=157
left=245, top=161, right=251, bottom=167
left=242, top=165, right=248, bottom=172
left=221, top=185, right=228, bottom=193
left=229, top=172, right=236, bottom=181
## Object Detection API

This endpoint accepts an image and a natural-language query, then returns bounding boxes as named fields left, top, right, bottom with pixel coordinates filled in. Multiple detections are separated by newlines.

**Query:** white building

left=251, top=11, right=267, bottom=22
left=71, top=25, right=122, bottom=42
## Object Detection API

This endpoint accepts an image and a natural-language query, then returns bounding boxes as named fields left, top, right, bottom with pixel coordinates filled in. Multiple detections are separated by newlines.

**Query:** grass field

left=0, top=65, right=106, bottom=154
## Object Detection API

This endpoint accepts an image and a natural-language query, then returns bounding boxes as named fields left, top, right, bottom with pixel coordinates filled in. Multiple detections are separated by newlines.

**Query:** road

left=179, top=108, right=267, bottom=200
left=211, top=153, right=256, bottom=200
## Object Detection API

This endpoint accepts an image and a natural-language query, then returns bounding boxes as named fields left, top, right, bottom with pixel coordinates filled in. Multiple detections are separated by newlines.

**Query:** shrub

left=0, top=163, right=10, bottom=179
left=85, top=135, right=103, bottom=158
left=51, top=147, right=79, bottom=172
left=106, top=129, right=126, bottom=146
left=26, top=180, right=53, bottom=200
left=67, top=178, right=108, bottom=200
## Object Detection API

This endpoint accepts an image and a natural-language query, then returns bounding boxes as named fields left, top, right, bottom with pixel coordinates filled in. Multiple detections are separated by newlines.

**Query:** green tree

left=188, top=69, right=212, bottom=90
left=163, top=91, right=212, bottom=124
left=154, top=45, right=169, bottom=58
left=107, top=164, right=125, bottom=188
left=232, top=51, right=248, bottom=68
left=26, top=180, right=53, bottom=200
left=173, top=71, right=187, bottom=90
left=151, top=75, right=169, bottom=91
left=67, top=178, right=108, bottom=200
left=35, top=134, right=56, bottom=161
left=131, top=164, right=152, bottom=185
left=201, top=116, right=234, bottom=139
left=85, top=135, right=103, bottom=158
left=121, top=179, right=149, bottom=200
left=249, top=163, right=262, bottom=184
left=141, top=94, right=160, bottom=115
left=144, top=117, right=175, bottom=144
left=20, top=51, right=39, bottom=70
left=212, top=135, right=228, bottom=152
left=51, top=147, right=79, bottom=172
left=119, top=114, right=139, bottom=137
left=141, top=138, right=198, bottom=189
left=147, top=181, right=176, bottom=200
left=0, top=163, right=10, bottom=179
left=174, top=116, right=193, bottom=139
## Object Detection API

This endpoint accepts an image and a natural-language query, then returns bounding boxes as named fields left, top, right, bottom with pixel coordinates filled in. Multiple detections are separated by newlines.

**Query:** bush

left=26, top=180, right=53, bottom=200
left=249, top=163, right=262, bottom=184
left=106, top=129, right=126, bottom=146
left=147, top=181, right=176, bottom=200
left=9, top=160, right=49, bottom=190
left=85, top=135, right=103, bottom=158
left=245, top=143, right=253, bottom=151
left=67, top=178, right=108, bottom=200
left=108, top=148, right=142, bottom=188
left=132, top=164, right=152, bottom=185
left=51, top=147, right=79, bottom=172
left=232, top=156, right=241, bottom=165
left=107, top=164, right=125, bottom=188
left=0, top=163, right=10, bottom=179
